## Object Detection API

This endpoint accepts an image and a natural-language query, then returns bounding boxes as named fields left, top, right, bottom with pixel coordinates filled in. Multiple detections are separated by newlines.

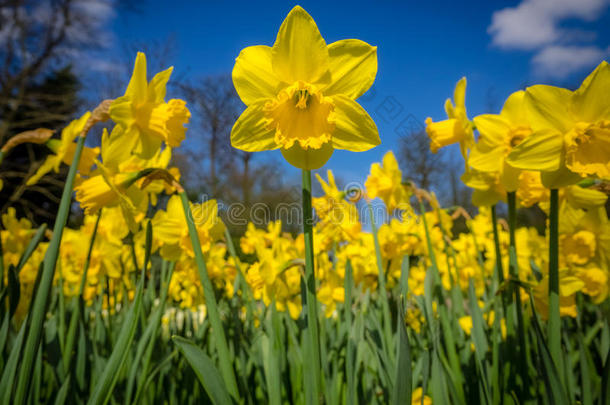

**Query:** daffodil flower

left=109, top=52, right=191, bottom=159
left=75, top=127, right=175, bottom=231
left=365, top=151, right=410, bottom=211
left=425, top=77, right=474, bottom=160
left=461, top=169, right=506, bottom=207
left=27, top=112, right=99, bottom=185
left=230, top=6, right=380, bottom=170
left=151, top=194, right=225, bottom=261
left=313, top=170, right=361, bottom=244
left=507, top=61, right=610, bottom=188
left=470, top=90, right=536, bottom=191
left=515, top=171, right=548, bottom=207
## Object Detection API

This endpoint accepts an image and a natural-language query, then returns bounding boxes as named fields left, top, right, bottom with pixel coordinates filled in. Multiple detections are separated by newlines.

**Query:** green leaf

left=392, top=301, right=412, bottom=405
left=13, top=136, right=86, bottom=404
left=529, top=295, right=568, bottom=405
left=345, top=260, right=357, bottom=405
left=53, top=376, right=71, bottom=405
left=0, top=319, right=27, bottom=403
left=173, top=336, right=233, bottom=405
left=15, top=223, right=47, bottom=273
left=86, top=221, right=153, bottom=405
left=602, top=345, right=610, bottom=405
left=179, top=191, right=239, bottom=399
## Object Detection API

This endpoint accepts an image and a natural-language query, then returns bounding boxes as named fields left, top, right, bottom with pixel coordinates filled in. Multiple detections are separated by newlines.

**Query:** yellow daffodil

left=576, top=264, right=609, bottom=304
left=151, top=194, right=225, bottom=261
left=243, top=226, right=303, bottom=319
left=425, top=77, right=474, bottom=160
left=313, top=170, right=361, bottom=245
left=533, top=271, right=581, bottom=319
left=365, top=151, right=410, bottom=211
left=516, top=170, right=549, bottom=207
left=75, top=127, right=176, bottom=231
left=109, top=52, right=191, bottom=159
left=1, top=207, right=37, bottom=269
left=461, top=169, right=506, bottom=207
left=470, top=90, right=533, bottom=191
left=507, top=61, right=610, bottom=188
left=404, top=305, right=424, bottom=333
left=230, top=6, right=380, bottom=170
left=378, top=218, right=423, bottom=259
left=411, top=387, right=432, bottom=405
left=27, top=112, right=99, bottom=185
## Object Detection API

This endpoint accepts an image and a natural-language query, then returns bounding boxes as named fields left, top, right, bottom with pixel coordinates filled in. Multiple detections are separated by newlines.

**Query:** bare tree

left=398, top=129, right=448, bottom=191
left=179, top=75, right=242, bottom=196
left=0, top=0, right=116, bottom=142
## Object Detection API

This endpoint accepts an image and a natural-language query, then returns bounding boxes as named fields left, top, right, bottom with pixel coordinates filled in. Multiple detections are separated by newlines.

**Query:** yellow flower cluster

left=425, top=61, right=610, bottom=319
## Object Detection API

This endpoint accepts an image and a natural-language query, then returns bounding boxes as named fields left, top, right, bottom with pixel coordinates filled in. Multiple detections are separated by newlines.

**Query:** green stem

left=0, top=214, right=4, bottom=291
left=13, top=135, right=86, bottom=404
left=62, top=209, right=103, bottom=379
left=345, top=261, right=356, bottom=405
left=129, top=261, right=175, bottom=404
left=548, top=189, right=563, bottom=379
left=178, top=191, right=239, bottom=400
left=507, top=191, right=528, bottom=392
left=367, top=202, right=394, bottom=352
left=491, top=205, right=504, bottom=285
left=301, top=169, right=322, bottom=404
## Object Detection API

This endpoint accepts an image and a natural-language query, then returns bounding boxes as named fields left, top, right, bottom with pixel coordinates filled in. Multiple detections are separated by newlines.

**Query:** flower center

left=506, top=126, right=530, bottom=152
left=565, top=120, right=610, bottom=149
left=264, top=81, right=335, bottom=149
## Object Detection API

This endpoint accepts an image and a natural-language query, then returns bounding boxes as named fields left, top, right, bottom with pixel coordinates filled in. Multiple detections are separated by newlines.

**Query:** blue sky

left=108, top=0, right=610, bottom=187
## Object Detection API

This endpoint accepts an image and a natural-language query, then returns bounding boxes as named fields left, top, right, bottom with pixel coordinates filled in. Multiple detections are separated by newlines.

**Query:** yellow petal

left=473, top=114, right=509, bottom=148
left=61, top=143, right=99, bottom=175
left=102, top=126, right=134, bottom=171
left=271, top=6, right=329, bottom=83
left=572, top=61, right=610, bottom=122
left=26, top=156, right=58, bottom=186
left=540, top=165, right=582, bottom=189
left=469, top=145, right=504, bottom=173
left=61, top=112, right=92, bottom=143
left=472, top=188, right=504, bottom=207
left=232, top=45, right=280, bottom=105
left=148, top=67, right=173, bottom=103
left=524, top=85, right=573, bottom=133
left=75, top=175, right=119, bottom=214
left=231, top=101, right=277, bottom=152
left=444, top=98, right=455, bottom=118
left=322, top=39, right=377, bottom=99
left=453, top=77, right=467, bottom=111
left=331, top=95, right=380, bottom=152
left=125, top=52, right=148, bottom=103
left=561, top=276, right=584, bottom=296
left=425, top=118, right=464, bottom=153
left=461, top=170, right=498, bottom=190
left=281, top=141, right=333, bottom=170
left=500, top=90, right=527, bottom=125
left=565, top=185, right=607, bottom=209
left=382, top=150, right=399, bottom=172
left=506, top=129, right=562, bottom=171
left=109, top=96, right=136, bottom=127
left=500, top=162, right=521, bottom=192
left=135, top=131, right=163, bottom=159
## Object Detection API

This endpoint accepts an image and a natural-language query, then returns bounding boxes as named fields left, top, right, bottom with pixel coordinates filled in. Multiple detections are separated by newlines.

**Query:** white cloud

left=489, top=0, right=609, bottom=49
left=488, top=0, right=610, bottom=78
left=532, top=45, right=610, bottom=78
